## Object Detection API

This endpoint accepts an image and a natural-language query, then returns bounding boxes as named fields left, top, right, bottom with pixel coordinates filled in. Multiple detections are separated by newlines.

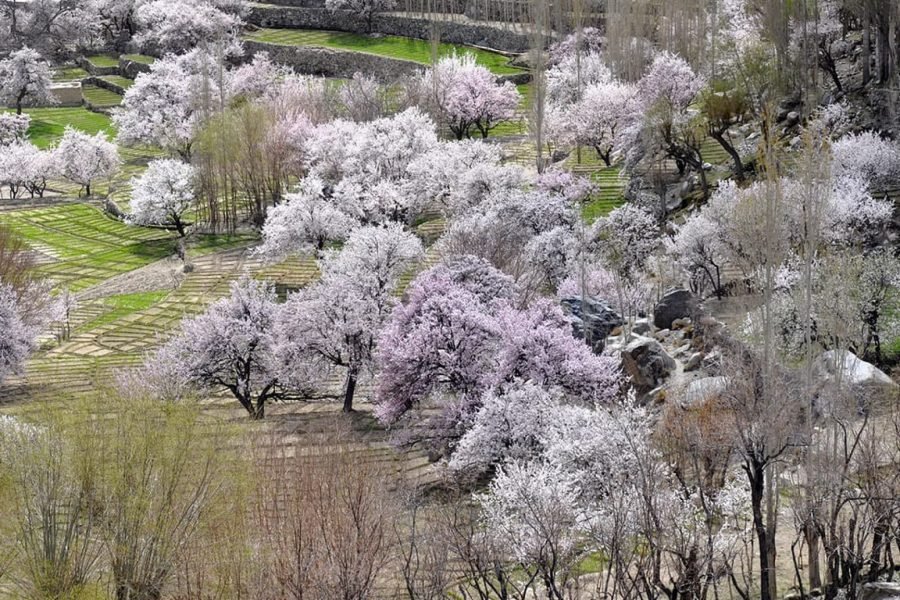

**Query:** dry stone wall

left=247, top=5, right=531, bottom=52
left=243, top=40, right=425, bottom=79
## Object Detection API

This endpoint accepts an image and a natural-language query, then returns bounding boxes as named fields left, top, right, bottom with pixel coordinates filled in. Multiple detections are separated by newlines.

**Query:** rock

left=701, top=349, right=723, bottom=372
left=621, top=336, right=676, bottom=392
left=776, top=107, right=791, bottom=122
left=655, top=328, right=671, bottom=341
left=671, top=318, right=691, bottom=330
left=680, top=376, right=727, bottom=407
left=684, top=352, right=703, bottom=372
left=560, top=296, right=623, bottom=354
left=654, top=289, right=699, bottom=330
left=859, top=582, right=900, bottom=600
left=632, top=318, right=652, bottom=336
left=812, top=351, right=897, bottom=390
left=786, top=111, right=801, bottom=127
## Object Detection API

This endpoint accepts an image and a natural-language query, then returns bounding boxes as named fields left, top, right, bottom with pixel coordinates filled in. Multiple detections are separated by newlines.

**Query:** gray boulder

left=812, top=351, right=897, bottom=390
left=621, top=335, right=676, bottom=392
left=653, top=288, right=699, bottom=330
left=680, top=376, right=727, bottom=408
left=560, top=296, right=623, bottom=354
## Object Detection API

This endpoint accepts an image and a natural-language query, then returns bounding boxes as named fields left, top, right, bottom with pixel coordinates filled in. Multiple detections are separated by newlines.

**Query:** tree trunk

left=711, top=130, right=745, bottom=181
left=343, top=369, right=358, bottom=413
left=807, top=525, right=822, bottom=592
left=748, top=461, right=772, bottom=600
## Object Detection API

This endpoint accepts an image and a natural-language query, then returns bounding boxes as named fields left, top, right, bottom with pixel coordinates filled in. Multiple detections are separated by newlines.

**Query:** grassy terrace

left=16, top=107, right=115, bottom=148
left=0, top=204, right=253, bottom=292
left=245, top=28, right=524, bottom=75
left=121, top=53, right=155, bottom=65
left=52, top=66, right=89, bottom=81
left=83, top=84, right=123, bottom=108
left=84, top=54, right=120, bottom=69
left=99, top=75, right=135, bottom=89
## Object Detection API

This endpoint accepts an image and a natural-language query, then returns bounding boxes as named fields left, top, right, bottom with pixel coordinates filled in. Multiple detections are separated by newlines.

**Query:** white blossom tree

left=0, top=113, right=30, bottom=145
left=129, top=159, right=196, bottom=236
left=0, top=47, right=55, bottom=115
left=54, top=127, right=120, bottom=197
left=133, top=0, right=245, bottom=55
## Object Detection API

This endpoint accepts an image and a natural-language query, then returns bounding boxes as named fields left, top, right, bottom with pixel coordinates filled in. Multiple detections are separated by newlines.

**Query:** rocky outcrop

left=119, top=57, right=152, bottom=80
left=653, top=288, right=699, bottom=330
left=621, top=335, right=676, bottom=392
left=560, top=296, right=623, bottom=354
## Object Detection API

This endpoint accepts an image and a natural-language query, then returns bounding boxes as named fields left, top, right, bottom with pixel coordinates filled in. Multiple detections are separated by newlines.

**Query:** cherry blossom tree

left=280, top=224, right=423, bottom=412
left=563, top=80, right=641, bottom=167
left=546, top=50, right=611, bottom=106
left=0, top=281, right=40, bottom=384
left=148, top=278, right=296, bottom=419
left=114, top=52, right=214, bottom=159
left=54, top=127, right=120, bottom=197
left=257, top=176, right=357, bottom=259
left=0, top=47, right=55, bottom=115
left=831, top=131, right=900, bottom=189
left=476, top=460, right=587, bottom=599
left=0, top=113, right=30, bottom=145
left=133, top=0, right=245, bottom=55
left=414, top=54, right=521, bottom=140
left=129, top=159, right=196, bottom=236
left=228, top=51, right=286, bottom=100
left=339, top=73, right=390, bottom=122
left=325, top=0, right=396, bottom=32
left=0, top=142, right=51, bottom=200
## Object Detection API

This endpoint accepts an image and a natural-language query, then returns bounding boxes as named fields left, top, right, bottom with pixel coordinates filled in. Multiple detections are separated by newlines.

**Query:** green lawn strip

left=99, top=75, right=135, bottom=89
left=83, top=84, right=123, bottom=108
left=77, top=290, right=171, bottom=333
left=2, top=204, right=256, bottom=291
left=85, top=54, right=120, bottom=69
left=53, top=66, right=89, bottom=81
left=122, top=54, right=155, bottom=65
left=11, top=107, right=116, bottom=148
left=245, top=28, right=523, bottom=75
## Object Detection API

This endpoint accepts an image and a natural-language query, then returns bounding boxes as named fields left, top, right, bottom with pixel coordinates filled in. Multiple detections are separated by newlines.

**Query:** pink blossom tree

left=0, top=47, right=55, bottom=115
left=129, top=159, right=196, bottom=236
left=280, top=224, right=423, bottom=412
left=54, top=127, right=120, bottom=197
left=415, top=54, right=521, bottom=140
left=0, top=282, right=40, bottom=384
left=257, top=176, right=357, bottom=259
left=114, top=52, right=214, bottom=159
left=567, top=80, right=641, bottom=166
left=148, top=277, right=290, bottom=419
left=133, top=0, right=245, bottom=55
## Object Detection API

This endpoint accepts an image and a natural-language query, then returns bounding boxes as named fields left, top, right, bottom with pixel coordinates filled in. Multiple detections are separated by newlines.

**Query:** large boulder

left=653, top=288, right=699, bottom=330
left=679, top=376, right=727, bottom=408
left=812, top=351, right=897, bottom=391
left=560, top=296, right=623, bottom=353
left=621, top=335, right=676, bottom=392
left=859, top=582, right=900, bottom=600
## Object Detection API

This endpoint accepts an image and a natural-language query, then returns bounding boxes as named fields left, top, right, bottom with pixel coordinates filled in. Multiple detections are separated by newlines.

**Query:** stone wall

left=119, top=57, right=152, bottom=80
left=244, top=40, right=424, bottom=79
left=49, top=82, right=83, bottom=107
left=247, top=5, right=531, bottom=53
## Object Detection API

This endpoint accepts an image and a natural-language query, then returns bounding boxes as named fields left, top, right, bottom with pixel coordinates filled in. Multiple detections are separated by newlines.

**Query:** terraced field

left=83, top=84, right=123, bottom=108
left=245, top=27, right=524, bottom=74
left=17, top=107, right=115, bottom=148
left=0, top=204, right=251, bottom=291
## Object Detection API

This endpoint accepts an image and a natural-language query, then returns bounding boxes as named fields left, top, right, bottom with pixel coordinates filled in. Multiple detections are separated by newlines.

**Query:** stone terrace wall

left=247, top=5, right=531, bottom=53
left=243, top=40, right=424, bottom=79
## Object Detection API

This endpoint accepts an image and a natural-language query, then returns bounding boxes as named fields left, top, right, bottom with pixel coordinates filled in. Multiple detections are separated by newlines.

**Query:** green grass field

left=85, top=54, right=120, bottom=69
left=0, top=204, right=254, bottom=291
left=53, top=66, right=89, bottom=81
left=99, top=75, right=135, bottom=89
left=121, top=54, right=155, bottom=65
left=83, top=84, right=123, bottom=108
left=245, top=28, right=523, bottom=75
left=12, top=107, right=116, bottom=148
